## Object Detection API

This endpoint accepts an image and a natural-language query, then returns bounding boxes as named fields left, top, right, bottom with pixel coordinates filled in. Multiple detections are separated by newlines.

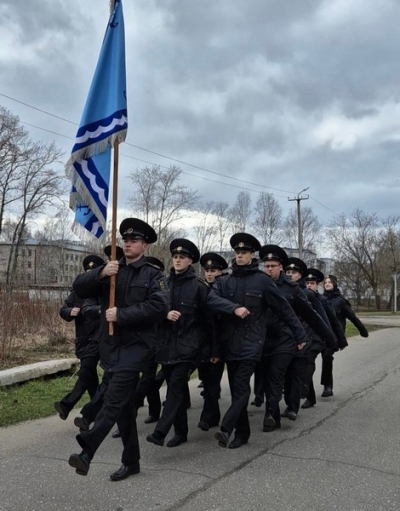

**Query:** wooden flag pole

left=108, top=138, right=120, bottom=335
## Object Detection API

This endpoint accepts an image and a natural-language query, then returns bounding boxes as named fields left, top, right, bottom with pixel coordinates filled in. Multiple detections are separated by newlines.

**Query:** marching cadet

left=260, top=250, right=334, bottom=427
left=302, top=268, right=347, bottom=408
left=283, top=257, right=337, bottom=417
left=68, top=218, right=169, bottom=481
left=206, top=234, right=308, bottom=448
left=133, top=256, right=166, bottom=425
left=74, top=245, right=125, bottom=438
left=55, top=255, right=104, bottom=421
left=146, top=239, right=215, bottom=448
left=197, top=252, right=228, bottom=432
left=322, top=274, right=368, bottom=397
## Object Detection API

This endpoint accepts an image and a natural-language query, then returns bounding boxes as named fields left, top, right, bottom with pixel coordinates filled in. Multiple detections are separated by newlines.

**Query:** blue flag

left=70, top=149, right=111, bottom=239
left=66, top=0, right=127, bottom=239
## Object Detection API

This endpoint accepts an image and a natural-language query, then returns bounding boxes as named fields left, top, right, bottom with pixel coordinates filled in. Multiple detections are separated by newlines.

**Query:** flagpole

left=109, top=139, right=119, bottom=335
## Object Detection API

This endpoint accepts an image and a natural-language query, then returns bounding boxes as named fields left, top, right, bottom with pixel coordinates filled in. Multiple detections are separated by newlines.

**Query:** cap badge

left=238, top=242, right=244, bottom=248
left=267, top=253, right=273, bottom=259
left=177, top=246, right=182, bottom=252
left=88, top=262, right=94, bottom=268
left=126, top=228, right=133, bottom=234
left=290, top=263, right=295, bottom=268
left=207, top=260, right=212, bottom=265
left=308, top=273, right=313, bottom=278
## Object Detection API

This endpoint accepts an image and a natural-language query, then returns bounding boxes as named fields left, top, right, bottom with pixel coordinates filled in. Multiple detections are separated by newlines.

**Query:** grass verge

left=0, top=370, right=90, bottom=428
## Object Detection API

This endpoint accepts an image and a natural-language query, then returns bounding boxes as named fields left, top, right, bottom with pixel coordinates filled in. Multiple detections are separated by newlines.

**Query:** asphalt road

left=1, top=327, right=400, bottom=511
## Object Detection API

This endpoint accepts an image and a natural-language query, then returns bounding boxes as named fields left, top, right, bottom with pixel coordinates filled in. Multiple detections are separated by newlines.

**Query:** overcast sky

left=1, top=0, right=400, bottom=231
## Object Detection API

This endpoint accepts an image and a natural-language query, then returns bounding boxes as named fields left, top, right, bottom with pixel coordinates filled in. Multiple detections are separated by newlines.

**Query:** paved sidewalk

left=1, top=328, right=400, bottom=511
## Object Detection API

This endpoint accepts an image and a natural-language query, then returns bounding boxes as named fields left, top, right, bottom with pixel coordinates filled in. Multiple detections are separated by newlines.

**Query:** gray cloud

left=1, top=0, right=399, bottom=229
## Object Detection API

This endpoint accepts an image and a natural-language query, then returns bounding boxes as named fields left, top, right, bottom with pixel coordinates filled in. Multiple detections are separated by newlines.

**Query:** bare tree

left=127, top=165, right=199, bottom=245
left=228, top=191, right=252, bottom=234
left=5, top=141, right=65, bottom=285
left=285, top=205, right=322, bottom=252
left=212, top=201, right=231, bottom=252
left=327, top=208, right=383, bottom=308
left=0, top=106, right=32, bottom=237
left=194, top=201, right=218, bottom=254
left=252, top=192, right=283, bottom=245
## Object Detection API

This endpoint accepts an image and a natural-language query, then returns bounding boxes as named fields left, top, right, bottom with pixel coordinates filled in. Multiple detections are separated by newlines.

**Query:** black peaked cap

left=304, top=268, right=325, bottom=283
left=200, top=252, right=228, bottom=270
left=285, top=257, right=307, bottom=275
left=146, top=256, right=165, bottom=272
left=82, top=255, right=105, bottom=271
left=259, top=245, right=288, bottom=267
left=104, top=245, right=124, bottom=261
left=230, top=233, right=261, bottom=252
left=119, top=218, right=157, bottom=244
left=170, top=238, right=200, bottom=263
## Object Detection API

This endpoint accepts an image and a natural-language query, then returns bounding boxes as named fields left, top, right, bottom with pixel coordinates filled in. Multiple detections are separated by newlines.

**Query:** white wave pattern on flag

left=75, top=114, right=128, bottom=145
left=80, top=159, right=108, bottom=210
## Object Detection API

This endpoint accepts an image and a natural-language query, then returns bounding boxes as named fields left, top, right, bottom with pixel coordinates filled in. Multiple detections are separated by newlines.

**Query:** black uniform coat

left=324, top=289, right=368, bottom=338
left=314, top=292, right=347, bottom=350
left=207, top=259, right=308, bottom=361
left=59, top=291, right=101, bottom=359
left=73, top=256, right=169, bottom=372
left=156, top=266, right=216, bottom=364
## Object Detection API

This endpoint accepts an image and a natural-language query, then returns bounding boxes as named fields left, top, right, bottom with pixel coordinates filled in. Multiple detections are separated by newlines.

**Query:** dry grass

left=0, top=290, right=75, bottom=369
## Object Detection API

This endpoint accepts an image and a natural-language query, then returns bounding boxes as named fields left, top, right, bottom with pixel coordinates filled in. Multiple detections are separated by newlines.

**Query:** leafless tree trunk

left=252, top=192, right=283, bottom=245
left=228, top=191, right=252, bottom=234
left=284, top=205, right=322, bottom=252
left=0, top=107, right=33, bottom=237
left=5, top=141, right=65, bottom=286
left=194, top=201, right=218, bottom=254
left=127, top=165, right=199, bottom=245
left=212, top=201, right=231, bottom=252
left=327, top=208, right=385, bottom=309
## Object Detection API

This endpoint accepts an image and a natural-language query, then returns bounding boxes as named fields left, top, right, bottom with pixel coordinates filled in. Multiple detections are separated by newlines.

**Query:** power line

left=3, top=91, right=338, bottom=214
left=2, top=91, right=295, bottom=195
left=20, top=120, right=287, bottom=199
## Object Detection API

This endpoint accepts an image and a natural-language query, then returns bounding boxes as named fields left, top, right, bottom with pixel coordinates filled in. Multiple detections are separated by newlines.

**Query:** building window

left=28, top=250, right=32, bottom=257
left=27, top=261, right=32, bottom=269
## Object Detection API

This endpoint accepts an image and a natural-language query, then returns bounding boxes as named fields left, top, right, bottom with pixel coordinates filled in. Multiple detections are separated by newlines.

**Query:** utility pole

left=392, top=273, right=398, bottom=313
left=288, top=187, right=309, bottom=259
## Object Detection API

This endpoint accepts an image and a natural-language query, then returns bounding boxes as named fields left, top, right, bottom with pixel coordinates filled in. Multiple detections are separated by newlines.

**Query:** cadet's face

left=204, top=268, right=222, bottom=283
left=172, top=253, right=192, bottom=272
left=324, top=278, right=334, bottom=291
left=306, top=280, right=318, bottom=292
left=235, top=250, right=253, bottom=266
left=263, top=261, right=282, bottom=280
left=286, top=269, right=302, bottom=282
left=123, top=237, right=148, bottom=261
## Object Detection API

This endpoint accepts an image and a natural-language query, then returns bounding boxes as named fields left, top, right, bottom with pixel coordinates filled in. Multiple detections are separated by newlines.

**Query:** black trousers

left=304, top=347, right=324, bottom=405
left=263, top=352, right=293, bottom=422
left=80, top=370, right=110, bottom=423
left=252, top=362, right=265, bottom=404
left=221, top=360, right=257, bottom=440
left=60, top=356, right=99, bottom=412
left=321, top=348, right=335, bottom=388
left=154, top=362, right=192, bottom=438
left=134, top=362, right=162, bottom=419
left=284, top=355, right=308, bottom=413
left=77, top=369, right=140, bottom=465
left=199, top=361, right=224, bottom=427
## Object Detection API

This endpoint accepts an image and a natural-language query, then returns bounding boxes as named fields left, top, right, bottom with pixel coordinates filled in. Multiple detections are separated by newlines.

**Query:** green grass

left=346, top=323, right=384, bottom=338
left=0, top=370, right=90, bottom=428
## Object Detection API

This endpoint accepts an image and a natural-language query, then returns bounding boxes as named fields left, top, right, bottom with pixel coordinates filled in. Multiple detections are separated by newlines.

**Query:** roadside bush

left=0, top=288, right=74, bottom=367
